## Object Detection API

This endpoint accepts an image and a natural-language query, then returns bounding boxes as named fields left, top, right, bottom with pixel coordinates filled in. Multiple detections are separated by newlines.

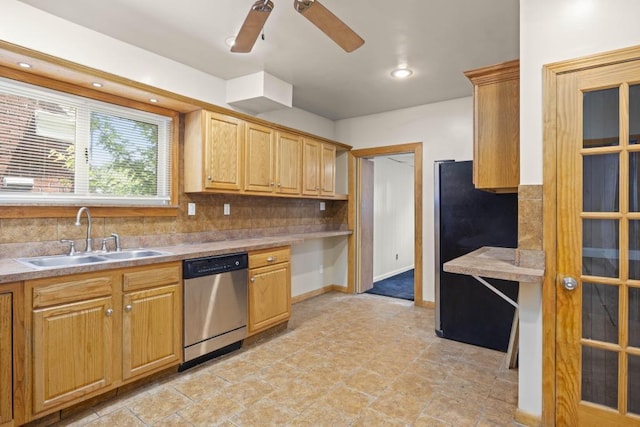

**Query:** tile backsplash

left=0, top=194, right=348, bottom=258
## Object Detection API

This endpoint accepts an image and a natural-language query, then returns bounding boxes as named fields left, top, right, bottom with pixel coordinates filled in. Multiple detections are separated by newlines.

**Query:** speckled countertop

left=0, top=230, right=352, bottom=284
left=443, top=246, right=545, bottom=283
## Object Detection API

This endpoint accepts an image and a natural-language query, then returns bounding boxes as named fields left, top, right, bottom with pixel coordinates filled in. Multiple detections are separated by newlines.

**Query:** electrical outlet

left=187, top=203, right=196, bottom=216
left=319, top=264, right=323, bottom=273
left=396, top=253, right=398, bottom=260
left=319, top=202, right=326, bottom=211
left=223, top=203, right=231, bottom=216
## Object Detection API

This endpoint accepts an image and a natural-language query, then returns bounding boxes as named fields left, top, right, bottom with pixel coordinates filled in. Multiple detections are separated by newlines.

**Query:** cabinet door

left=275, top=132, right=301, bottom=195
left=302, top=139, right=321, bottom=196
left=244, top=122, right=274, bottom=193
left=205, top=112, right=243, bottom=191
left=122, top=284, right=181, bottom=380
left=32, top=297, right=114, bottom=413
left=248, top=262, right=291, bottom=335
left=465, top=60, right=519, bottom=193
left=0, top=293, right=11, bottom=426
left=320, top=143, right=336, bottom=196
left=474, top=78, right=519, bottom=191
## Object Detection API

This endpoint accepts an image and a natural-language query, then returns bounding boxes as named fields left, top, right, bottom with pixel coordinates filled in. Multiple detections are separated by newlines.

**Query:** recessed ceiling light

left=149, top=98, right=158, bottom=103
left=91, top=82, right=103, bottom=88
left=391, top=67, right=413, bottom=79
left=225, top=36, right=237, bottom=47
left=17, top=62, right=32, bottom=69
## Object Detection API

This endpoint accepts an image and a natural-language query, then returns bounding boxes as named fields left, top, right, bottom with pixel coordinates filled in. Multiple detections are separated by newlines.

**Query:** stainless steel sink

left=16, top=249, right=171, bottom=269
left=101, top=250, right=168, bottom=260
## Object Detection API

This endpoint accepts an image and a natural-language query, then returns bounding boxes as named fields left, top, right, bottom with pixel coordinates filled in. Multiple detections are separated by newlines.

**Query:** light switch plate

left=320, top=202, right=326, bottom=211
left=223, top=203, right=231, bottom=216
left=187, top=203, right=196, bottom=216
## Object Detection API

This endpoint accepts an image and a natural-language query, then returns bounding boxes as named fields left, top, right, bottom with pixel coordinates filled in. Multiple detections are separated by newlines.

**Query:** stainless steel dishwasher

left=181, top=252, right=248, bottom=370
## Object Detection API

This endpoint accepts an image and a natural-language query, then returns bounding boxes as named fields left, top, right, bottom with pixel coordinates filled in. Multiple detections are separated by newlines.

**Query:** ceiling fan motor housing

left=253, top=0, right=274, bottom=12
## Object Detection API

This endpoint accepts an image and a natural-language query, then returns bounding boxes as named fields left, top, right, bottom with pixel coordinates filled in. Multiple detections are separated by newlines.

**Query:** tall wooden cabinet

left=0, top=292, right=13, bottom=427
left=247, top=247, right=291, bottom=335
left=464, top=59, right=519, bottom=193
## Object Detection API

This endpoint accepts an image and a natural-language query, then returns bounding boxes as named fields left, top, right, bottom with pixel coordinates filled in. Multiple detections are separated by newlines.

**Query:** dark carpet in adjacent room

left=365, top=269, right=414, bottom=301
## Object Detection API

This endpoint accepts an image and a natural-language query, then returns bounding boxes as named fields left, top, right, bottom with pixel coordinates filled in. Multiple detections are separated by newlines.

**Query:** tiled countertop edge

left=0, top=230, right=352, bottom=284
left=443, top=246, right=545, bottom=284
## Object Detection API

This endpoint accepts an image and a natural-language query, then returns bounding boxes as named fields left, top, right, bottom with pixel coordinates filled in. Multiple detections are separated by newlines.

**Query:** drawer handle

left=124, top=304, right=133, bottom=312
left=250, top=277, right=255, bottom=283
left=266, top=256, right=276, bottom=263
left=105, top=308, right=114, bottom=317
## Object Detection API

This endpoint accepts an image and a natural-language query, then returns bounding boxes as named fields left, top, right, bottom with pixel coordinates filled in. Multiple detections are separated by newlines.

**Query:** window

left=0, top=77, right=173, bottom=206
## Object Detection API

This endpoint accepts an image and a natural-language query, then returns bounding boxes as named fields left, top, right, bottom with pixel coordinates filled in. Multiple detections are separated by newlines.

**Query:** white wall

left=336, top=97, right=473, bottom=302
left=373, top=157, right=415, bottom=280
left=519, top=0, right=640, bottom=418
left=290, top=236, right=348, bottom=297
left=257, top=107, right=336, bottom=141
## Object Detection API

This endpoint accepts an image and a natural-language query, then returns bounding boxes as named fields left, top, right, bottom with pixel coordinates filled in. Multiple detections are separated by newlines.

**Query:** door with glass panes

left=557, top=60, right=640, bottom=425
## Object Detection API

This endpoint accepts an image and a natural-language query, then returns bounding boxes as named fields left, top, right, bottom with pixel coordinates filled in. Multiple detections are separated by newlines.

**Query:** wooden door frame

left=348, top=142, right=424, bottom=306
left=542, top=44, right=640, bottom=426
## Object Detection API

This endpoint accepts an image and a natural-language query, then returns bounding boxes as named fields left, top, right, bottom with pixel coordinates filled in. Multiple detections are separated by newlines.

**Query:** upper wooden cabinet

left=321, top=143, right=336, bottom=197
left=185, top=109, right=344, bottom=199
left=464, top=60, right=519, bottom=193
left=275, top=131, right=302, bottom=195
left=185, top=110, right=244, bottom=192
left=244, top=122, right=275, bottom=193
left=243, top=125, right=302, bottom=195
left=302, top=138, right=336, bottom=197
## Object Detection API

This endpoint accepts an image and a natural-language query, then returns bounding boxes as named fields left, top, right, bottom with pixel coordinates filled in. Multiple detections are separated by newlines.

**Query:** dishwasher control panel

left=183, top=252, right=248, bottom=279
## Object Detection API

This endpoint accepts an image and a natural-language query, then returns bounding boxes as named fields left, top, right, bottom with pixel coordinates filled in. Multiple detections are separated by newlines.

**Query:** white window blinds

left=0, top=77, right=173, bottom=205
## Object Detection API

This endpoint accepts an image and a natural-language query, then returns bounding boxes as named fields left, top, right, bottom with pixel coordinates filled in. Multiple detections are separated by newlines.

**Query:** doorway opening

left=350, top=143, right=423, bottom=305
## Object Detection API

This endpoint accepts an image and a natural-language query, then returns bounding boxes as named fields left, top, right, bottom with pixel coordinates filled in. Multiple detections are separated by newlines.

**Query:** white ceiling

left=17, top=0, right=519, bottom=121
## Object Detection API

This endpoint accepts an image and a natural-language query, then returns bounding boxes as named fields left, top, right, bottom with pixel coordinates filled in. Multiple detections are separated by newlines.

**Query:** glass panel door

left=557, top=60, right=640, bottom=425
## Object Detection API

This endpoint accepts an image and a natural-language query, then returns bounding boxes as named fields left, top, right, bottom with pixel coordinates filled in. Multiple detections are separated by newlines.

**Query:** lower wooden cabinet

left=0, top=292, right=13, bottom=427
left=248, top=247, right=291, bottom=335
left=32, top=296, right=115, bottom=413
left=25, top=262, right=182, bottom=419
left=122, top=284, right=181, bottom=380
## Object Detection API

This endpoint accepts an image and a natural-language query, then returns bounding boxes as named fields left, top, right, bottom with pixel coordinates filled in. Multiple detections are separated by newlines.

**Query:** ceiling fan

left=231, top=0, right=365, bottom=53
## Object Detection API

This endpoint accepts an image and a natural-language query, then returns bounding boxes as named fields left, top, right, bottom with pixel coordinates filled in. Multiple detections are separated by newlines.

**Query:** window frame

left=0, top=66, right=180, bottom=218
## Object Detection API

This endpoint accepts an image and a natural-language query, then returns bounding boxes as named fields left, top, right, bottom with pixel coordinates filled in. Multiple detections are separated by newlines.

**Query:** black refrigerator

left=434, top=160, right=518, bottom=352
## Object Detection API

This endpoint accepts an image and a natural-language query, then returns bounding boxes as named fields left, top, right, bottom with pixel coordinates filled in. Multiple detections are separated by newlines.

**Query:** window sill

left=0, top=205, right=179, bottom=219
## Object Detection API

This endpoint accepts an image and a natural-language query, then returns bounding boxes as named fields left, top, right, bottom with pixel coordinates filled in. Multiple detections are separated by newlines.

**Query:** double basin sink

left=17, top=249, right=171, bottom=269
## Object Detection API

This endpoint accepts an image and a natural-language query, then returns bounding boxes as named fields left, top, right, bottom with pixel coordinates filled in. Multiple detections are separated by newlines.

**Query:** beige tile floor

left=52, top=292, right=520, bottom=426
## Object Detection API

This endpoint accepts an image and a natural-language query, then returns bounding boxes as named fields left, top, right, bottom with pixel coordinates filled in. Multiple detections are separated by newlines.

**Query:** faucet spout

left=75, top=206, right=93, bottom=252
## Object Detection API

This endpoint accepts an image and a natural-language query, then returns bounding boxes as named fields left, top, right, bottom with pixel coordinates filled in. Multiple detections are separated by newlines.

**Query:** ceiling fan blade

left=231, top=0, right=274, bottom=53
left=294, top=0, right=364, bottom=52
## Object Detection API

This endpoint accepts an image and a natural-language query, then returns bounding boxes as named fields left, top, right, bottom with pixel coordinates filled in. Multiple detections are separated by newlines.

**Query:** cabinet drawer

left=122, top=263, right=181, bottom=292
left=249, top=247, right=290, bottom=269
left=31, top=274, right=114, bottom=309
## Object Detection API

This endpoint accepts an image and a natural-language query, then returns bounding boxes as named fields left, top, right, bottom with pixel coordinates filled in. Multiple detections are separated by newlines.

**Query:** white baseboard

left=373, top=265, right=414, bottom=283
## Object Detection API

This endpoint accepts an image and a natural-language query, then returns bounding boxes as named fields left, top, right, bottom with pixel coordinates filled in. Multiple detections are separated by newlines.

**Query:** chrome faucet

left=75, top=206, right=93, bottom=252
